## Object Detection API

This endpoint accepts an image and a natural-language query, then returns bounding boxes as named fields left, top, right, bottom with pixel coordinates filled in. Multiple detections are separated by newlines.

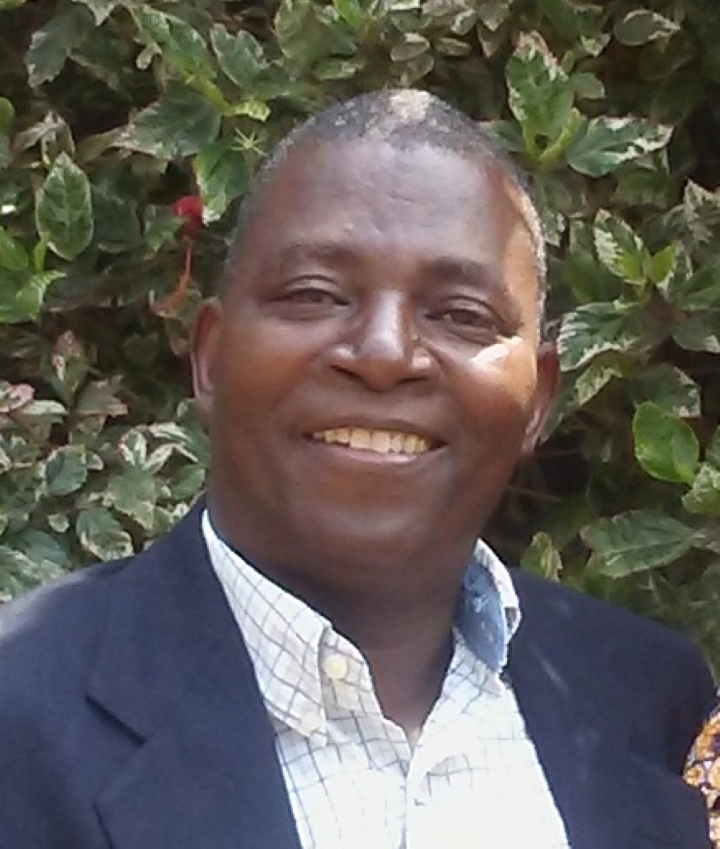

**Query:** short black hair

left=222, top=89, right=546, bottom=324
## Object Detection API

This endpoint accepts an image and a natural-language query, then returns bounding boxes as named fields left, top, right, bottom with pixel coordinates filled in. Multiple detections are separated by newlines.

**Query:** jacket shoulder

left=512, top=569, right=707, bottom=664
left=510, top=570, right=715, bottom=768
left=0, top=557, right=131, bottom=701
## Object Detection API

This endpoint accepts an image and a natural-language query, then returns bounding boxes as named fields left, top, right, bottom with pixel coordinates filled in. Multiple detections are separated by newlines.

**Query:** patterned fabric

left=685, top=701, right=720, bottom=848
left=202, top=511, right=570, bottom=849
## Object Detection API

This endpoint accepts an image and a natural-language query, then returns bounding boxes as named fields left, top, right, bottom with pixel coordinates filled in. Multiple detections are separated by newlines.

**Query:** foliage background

left=1, top=0, right=719, bottom=672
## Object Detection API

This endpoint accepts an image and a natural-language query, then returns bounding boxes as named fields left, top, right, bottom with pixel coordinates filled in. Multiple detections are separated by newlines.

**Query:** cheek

left=468, top=339, right=539, bottom=410
left=212, top=323, right=317, bottom=424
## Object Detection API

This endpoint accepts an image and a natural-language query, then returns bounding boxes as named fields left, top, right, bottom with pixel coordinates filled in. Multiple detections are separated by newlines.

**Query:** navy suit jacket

left=0, top=506, right=714, bottom=849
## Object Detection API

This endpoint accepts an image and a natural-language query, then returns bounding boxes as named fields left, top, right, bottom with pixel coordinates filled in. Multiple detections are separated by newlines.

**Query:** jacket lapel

left=508, top=572, right=710, bottom=849
left=88, top=505, right=302, bottom=849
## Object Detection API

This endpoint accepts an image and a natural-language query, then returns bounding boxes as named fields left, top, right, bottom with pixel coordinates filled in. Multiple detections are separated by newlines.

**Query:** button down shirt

left=203, top=512, right=570, bottom=849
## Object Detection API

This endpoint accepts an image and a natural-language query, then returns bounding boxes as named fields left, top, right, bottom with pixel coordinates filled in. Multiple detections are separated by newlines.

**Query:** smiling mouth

left=311, top=427, right=433, bottom=456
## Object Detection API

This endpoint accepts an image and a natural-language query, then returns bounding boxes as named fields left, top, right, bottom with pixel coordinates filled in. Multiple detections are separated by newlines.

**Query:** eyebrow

left=278, top=241, right=358, bottom=271
left=421, top=256, right=498, bottom=288
left=279, top=242, right=499, bottom=283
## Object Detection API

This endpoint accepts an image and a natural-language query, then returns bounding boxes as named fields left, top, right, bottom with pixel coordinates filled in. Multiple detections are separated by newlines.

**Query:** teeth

left=370, top=431, right=391, bottom=453
left=312, top=427, right=430, bottom=455
left=350, top=429, right=372, bottom=450
left=389, top=433, right=404, bottom=453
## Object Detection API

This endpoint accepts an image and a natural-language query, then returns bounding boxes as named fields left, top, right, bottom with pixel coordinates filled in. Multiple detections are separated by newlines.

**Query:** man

left=0, top=90, right=714, bottom=849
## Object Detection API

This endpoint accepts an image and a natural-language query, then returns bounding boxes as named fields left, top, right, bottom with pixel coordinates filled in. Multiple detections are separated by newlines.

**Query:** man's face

left=192, top=139, right=557, bottom=596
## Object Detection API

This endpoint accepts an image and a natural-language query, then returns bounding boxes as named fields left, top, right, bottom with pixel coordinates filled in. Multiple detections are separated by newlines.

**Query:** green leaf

left=226, top=100, right=271, bottom=122
left=593, top=210, right=647, bottom=284
left=48, top=514, right=70, bottom=534
left=194, top=140, right=251, bottom=223
left=45, top=446, right=89, bottom=496
left=70, top=0, right=121, bottom=25
left=48, top=330, right=88, bottom=404
left=314, top=56, right=365, bottom=80
left=36, top=153, right=94, bottom=260
left=476, top=0, right=513, bottom=31
left=633, top=402, right=699, bottom=484
left=682, top=465, right=720, bottom=516
left=0, top=97, right=14, bottom=135
left=119, top=429, right=147, bottom=467
left=143, top=206, right=182, bottom=254
left=123, top=86, right=221, bottom=159
left=521, top=531, right=563, bottom=580
left=18, top=271, right=63, bottom=318
left=629, top=365, right=701, bottom=418
left=76, top=507, right=133, bottom=560
left=390, top=33, right=430, bottom=62
left=0, top=381, right=33, bottom=414
left=573, top=353, right=628, bottom=406
left=434, top=37, right=472, bottom=57
left=332, top=0, right=365, bottom=29
left=536, top=0, right=603, bottom=40
left=612, top=166, right=671, bottom=209
left=211, top=25, right=266, bottom=89
left=708, top=427, right=720, bottom=469
left=646, top=244, right=677, bottom=286
left=384, top=0, right=420, bottom=11
left=132, top=8, right=214, bottom=80
left=26, top=5, right=94, bottom=87
left=166, top=464, right=206, bottom=502
left=571, top=71, right=605, bottom=101
left=15, top=529, right=70, bottom=571
left=506, top=32, right=573, bottom=145
left=482, top=120, right=525, bottom=154
left=566, top=116, right=672, bottom=177
left=0, top=540, right=67, bottom=596
left=660, top=258, right=720, bottom=312
left=106, top=467, right=157, bottom=531
left=0, top=270, right=63, bottom=323
left=582, top=511, right=693, bottom=576
left=0, top=226, right=28, bottom=271
left=557, top=302, right=649, bottom=371
left=0, top=134, right=9, bottom=170
left=683, top=181, right=720, bottom=251
left=92, top=190, right=142, bottom=254
left=562, top=220, right=623, bottom=304
left=274, top=0, right=341, bottom=71
left=614, top=9, right=680, bottom=47
left=75, top=379, right=128, bottom=418
left=672, top=310, right=720, bottom=354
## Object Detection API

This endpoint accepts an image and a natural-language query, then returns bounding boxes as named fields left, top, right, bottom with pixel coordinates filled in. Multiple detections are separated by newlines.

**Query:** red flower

left=172, top=195, right=203, bottom=238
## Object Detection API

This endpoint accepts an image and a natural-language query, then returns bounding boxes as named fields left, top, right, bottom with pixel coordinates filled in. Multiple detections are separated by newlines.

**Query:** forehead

left=238, top=140, right=539, bottom=305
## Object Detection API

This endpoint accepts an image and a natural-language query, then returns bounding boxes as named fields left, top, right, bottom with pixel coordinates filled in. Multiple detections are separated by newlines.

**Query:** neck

left=316, top=589, right=459, bottom=733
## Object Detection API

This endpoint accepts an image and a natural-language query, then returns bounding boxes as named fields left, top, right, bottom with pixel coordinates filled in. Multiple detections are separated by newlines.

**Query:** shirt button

left=299, top=710, right=323, bottom=735
left=323, top=653, right=349, bottom=681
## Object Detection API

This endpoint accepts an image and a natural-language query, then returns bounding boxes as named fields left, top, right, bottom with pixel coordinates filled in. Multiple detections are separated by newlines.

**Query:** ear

left=521, top=340, right=560, bottom=456
left=190, top=297, right=223, bottom=425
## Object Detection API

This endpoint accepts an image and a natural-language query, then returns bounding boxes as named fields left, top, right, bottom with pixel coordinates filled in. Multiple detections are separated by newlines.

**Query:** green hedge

left=1, top=0, right=719, bottom=671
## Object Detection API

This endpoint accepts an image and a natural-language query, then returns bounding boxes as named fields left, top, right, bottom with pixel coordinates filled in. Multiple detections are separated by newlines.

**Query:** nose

left=328, top=294, right=436, bottom=391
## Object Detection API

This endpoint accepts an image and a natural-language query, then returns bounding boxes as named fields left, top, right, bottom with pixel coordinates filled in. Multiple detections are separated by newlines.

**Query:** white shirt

left=202, top=512, right=570, bottom=849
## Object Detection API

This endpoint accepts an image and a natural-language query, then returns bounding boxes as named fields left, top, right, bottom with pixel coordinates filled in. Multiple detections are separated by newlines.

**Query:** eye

left=271, top=277, right=350, bottom=318
left=438, top=307, right=486, bottom=327
left=283, top=286, right=339, bottom=306
left=427, top=301, right=500, bottom=342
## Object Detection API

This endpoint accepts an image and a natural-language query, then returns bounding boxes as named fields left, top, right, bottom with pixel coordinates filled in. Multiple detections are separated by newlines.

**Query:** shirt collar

left=202, top=511, right=521, bottom=734
left=458, top=539, right=521, bottom=675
